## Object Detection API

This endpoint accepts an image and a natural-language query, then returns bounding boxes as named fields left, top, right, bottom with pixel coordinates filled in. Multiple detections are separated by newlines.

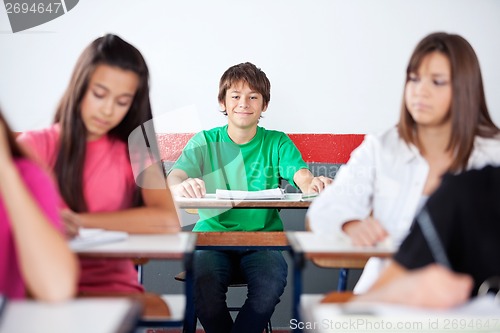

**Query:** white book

left=215, top=188, right=285, bottom=200
left=69, top=228, right=128, bottom=250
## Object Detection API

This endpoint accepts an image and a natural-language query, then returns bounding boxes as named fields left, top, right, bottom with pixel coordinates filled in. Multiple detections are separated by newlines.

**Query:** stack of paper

left=300, top=192, right=319, bottom=200
left=69, top=228, right=128, bottom=250
left=215, top=188, right=285, bottom=200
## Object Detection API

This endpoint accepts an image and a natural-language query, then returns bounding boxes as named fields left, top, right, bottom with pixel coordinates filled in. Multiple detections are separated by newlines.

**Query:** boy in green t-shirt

left=168, top=62, right=331, bottom=333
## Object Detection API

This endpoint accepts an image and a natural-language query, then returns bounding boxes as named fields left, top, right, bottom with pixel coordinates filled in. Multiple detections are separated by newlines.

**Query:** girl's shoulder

left=469, top=134, right=500, bottom=166
left=16, top=124, right=61, bottom=167
left=474, top=133, right=500, bottom=148
left=356, top=126, right=418, bottom=162
left=362, top=126, right=408, bottom=151
left=17, top=124, right=60, bottom=145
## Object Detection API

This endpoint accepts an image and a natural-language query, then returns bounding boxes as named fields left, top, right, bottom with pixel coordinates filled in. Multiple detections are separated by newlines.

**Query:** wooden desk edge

left=195, top=231, right=289, bottom=247
left=286, top=231, right=303, bottom=253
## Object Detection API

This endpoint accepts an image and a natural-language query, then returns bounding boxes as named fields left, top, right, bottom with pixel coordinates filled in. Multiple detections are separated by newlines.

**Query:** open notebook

left=215, top=188, right=286, bottom=200
left=69, top=228, right=128, bottom=250
left=214, top=189, right=319, bottom=201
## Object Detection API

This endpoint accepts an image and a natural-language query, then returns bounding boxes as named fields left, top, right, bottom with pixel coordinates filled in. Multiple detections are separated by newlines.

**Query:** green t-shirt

left=171, top=125, right=308, bottom=231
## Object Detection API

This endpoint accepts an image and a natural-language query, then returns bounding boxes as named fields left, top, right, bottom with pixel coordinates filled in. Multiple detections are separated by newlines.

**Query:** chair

left=311, top=257, right=368, bottom=291
left=130, top=258, right=174, bottom=322
left=79, top=291, right=171, bottom=319
left=175, top=271, right=273, bottom=333
left=320, top=291, right=355, bottom=303
left=134, top=257, right=149, bottom=284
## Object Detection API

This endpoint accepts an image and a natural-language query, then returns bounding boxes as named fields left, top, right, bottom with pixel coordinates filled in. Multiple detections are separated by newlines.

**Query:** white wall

left=1, top=0, right=499, bottom=134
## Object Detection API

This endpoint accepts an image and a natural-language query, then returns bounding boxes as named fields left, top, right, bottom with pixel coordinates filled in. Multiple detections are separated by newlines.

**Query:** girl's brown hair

left=397, top=32, right=499, bottom=172
left=54, top=34, right=155, bottom=212
left=0, top=110, right=24, bottom=158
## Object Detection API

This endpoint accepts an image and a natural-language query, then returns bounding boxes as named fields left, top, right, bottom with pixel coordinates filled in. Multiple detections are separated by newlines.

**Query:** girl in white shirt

left=307, top=32, right=500, bottom=293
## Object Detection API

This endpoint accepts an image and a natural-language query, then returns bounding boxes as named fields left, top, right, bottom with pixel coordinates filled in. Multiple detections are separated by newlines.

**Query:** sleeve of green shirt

left=277, top=133, right=309, bottom=187
left=169, top=132, right=207, bottom=178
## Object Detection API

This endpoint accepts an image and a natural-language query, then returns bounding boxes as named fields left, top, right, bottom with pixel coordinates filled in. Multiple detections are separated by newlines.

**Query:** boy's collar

left=225, top=125, right=262, bottom=145
left=226, top=124, right=260, bottom=145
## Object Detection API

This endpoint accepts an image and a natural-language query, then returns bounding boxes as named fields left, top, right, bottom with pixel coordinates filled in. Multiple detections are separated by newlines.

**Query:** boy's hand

left=342, top=217, right=388, bottom=246
left=172, top=178, right=206, bottom=198
left=293, top=169, right=332, bottom=194
left=306, top=176, right=333, bottom=193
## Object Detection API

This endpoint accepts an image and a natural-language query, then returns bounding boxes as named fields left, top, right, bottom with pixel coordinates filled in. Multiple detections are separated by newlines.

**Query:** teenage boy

left=168, top=62, right=331, bottom=333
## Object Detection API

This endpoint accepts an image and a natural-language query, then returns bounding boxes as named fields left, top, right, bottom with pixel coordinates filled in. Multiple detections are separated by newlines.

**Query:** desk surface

left=0, top=298, right=141, bottom=333
left=75, top=232, right=196, bottom=259
left=304, top=295, right=500, bottom=333
left=175, top=195, right=311, bottom=209
left=287, top=231, right=395, bottom=260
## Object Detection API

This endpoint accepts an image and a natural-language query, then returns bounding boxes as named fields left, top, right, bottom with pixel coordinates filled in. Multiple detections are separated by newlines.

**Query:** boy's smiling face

left=221, top=81, right=267, bottom=132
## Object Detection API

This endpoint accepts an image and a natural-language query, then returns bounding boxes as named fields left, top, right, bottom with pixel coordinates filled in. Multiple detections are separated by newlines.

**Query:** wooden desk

left=286, top=231, right=396, bottom=333
left=196, top=231, right=289, bottom=250
left=173, top=199, right=307, bottom=330
left=74, top=232, right=197, bottom=333
left=0, top=298, right=141, bottom=333
left=287, top=232, right=395, bottom=260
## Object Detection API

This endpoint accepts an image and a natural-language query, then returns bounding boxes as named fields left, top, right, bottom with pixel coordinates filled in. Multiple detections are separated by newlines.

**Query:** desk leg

left=292, top=251, right=305, bottom=333
left=183, top=252, right=196, bottom=333
left=337, top=268, right=349, bottom=291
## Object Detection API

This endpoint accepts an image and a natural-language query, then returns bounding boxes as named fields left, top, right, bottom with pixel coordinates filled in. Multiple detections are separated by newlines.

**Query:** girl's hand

left=342, top=217, right=388, bottom=246
left=60, top=209, right=83, bottom=239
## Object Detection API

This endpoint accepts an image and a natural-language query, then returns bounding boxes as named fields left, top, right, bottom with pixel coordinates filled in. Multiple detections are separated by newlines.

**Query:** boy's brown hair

left=218, top=62, right=271, bottom=115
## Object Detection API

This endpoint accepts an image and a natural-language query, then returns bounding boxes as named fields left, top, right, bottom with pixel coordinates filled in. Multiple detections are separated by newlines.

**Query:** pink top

left=0, top=159, right=62, bottom=299
left=18, top=124, right=144, bottom=293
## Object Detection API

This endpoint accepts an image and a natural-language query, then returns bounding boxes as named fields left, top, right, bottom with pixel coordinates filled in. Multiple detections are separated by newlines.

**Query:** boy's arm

left=167, top=169, right=206, bottom=198
left=293, top=168, right=332, bottom=194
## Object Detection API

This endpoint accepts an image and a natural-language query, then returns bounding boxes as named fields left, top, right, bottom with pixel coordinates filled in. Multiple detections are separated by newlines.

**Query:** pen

left=415, top=208, right=452, bottom=269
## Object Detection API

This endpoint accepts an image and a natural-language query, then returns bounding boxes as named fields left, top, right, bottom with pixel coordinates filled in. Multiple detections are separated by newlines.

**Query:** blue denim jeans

left=193, top=250, right=288, bottom=333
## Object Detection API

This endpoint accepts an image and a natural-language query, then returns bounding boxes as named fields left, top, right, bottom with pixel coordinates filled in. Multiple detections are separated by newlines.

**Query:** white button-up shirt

left=307, top=126, right=500, bottom=293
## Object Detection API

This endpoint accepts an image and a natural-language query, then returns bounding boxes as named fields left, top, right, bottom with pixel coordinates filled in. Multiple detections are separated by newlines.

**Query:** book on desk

left=69, top=228, right=128, bottom=251
left=211, top=189, right=318, bottom=201
left=216, top=188, right=285, bottom=200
